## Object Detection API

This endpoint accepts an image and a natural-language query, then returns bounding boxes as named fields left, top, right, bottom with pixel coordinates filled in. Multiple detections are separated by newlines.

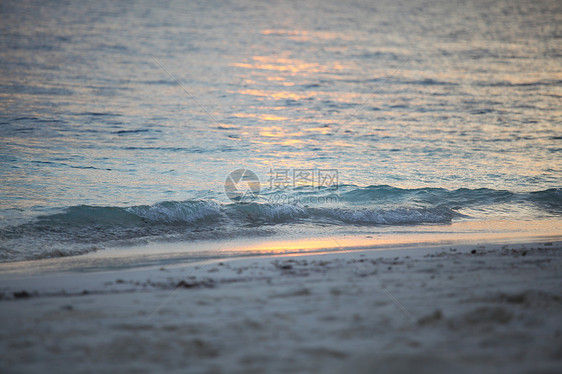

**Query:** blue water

left=1, top=0, right=561, bottom=261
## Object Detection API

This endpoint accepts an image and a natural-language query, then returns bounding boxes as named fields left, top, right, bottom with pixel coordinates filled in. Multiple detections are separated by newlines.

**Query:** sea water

left=1, top=0, right=560, bottom=262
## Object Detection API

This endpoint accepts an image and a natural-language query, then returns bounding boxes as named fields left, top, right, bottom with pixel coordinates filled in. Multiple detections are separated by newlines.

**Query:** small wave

left=31, top=160, right=112, bottom=171
left=404, top=78, right=458, bottom=86
left=227, top=203, right=309, bottom=223
left=526, top=188, right=562, bottom=212
left=0, top=200, right=458, bottom=262
left=127, top=201, right=223, bottom=224
left=339, top=185, right=514, bottom=206
left=30, top=201, right=223, bottom=229
left=79, top=112, right=122, bottom=117
left=113, top=129, right=152, bottom=135
left=1, top=186, right=560, bottom=262
left=310, top=207, right=459, bottom=225
left=476, top=80, right=562, bottom=87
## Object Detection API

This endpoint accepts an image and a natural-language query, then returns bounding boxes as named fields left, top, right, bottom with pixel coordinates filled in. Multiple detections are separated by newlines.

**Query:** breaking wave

left=0, top=186, right=559, bottom=262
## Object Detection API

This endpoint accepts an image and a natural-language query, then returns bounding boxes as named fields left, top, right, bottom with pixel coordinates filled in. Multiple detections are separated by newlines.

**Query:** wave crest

left=1, top=185, right=560, bottom=262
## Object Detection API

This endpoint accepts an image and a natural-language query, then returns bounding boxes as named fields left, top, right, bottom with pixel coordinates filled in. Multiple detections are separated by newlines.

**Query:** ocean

left=1, top=0, right=560, bottom=263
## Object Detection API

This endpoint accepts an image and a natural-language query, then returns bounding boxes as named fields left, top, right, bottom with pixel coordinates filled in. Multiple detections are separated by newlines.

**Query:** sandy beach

left=1, top=240, right=561, bottom=374
left=2, top=0, right=561, bottom=373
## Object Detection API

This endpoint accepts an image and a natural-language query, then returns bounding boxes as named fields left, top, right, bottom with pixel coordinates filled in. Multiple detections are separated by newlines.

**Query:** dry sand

left=0, top=241, right=561, bottom=373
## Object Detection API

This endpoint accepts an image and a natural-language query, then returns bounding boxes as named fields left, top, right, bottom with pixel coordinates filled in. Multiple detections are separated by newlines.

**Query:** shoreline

left=1, top=218, right=561, bottom=276
left=0, top=240, right=560, bottom=297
